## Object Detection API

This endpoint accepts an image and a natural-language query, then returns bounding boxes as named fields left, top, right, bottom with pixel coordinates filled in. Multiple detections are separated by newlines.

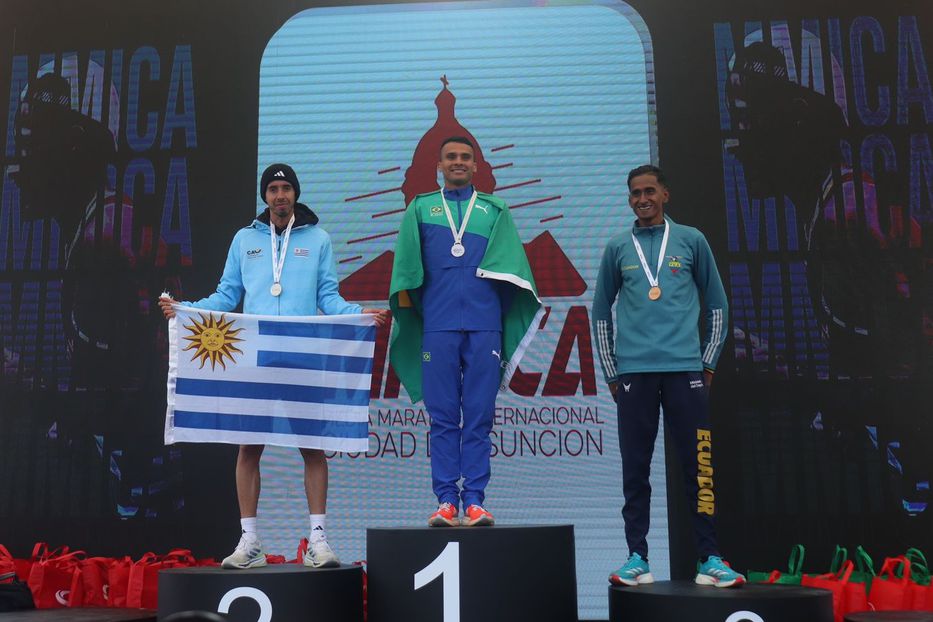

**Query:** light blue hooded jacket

left=184, top=204, right=361, bottom=317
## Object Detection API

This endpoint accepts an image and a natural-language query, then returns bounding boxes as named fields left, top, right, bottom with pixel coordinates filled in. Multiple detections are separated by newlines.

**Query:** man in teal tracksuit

left=592, top=165, right=744, bottom=588
left=159, top=164, right=387, bottom=570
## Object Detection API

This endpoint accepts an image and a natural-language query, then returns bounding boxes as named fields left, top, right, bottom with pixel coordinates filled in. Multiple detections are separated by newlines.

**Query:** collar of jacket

left=255, top=202, right=319, bottom=233
left=442, top=184, right=475, bottom=202
left=632, top=215, right=673, bottom=237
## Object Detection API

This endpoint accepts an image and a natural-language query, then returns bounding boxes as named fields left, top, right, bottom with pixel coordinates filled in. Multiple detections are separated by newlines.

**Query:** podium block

left=609, top=582, right=833, bottom=622
left=367, top=525, right=577, bottom=622
left=157, top=564, right=363, bottom=622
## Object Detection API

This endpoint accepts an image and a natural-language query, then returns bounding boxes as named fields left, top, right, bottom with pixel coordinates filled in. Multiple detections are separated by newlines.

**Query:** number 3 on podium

left=414, top=542, right=460, bottom=622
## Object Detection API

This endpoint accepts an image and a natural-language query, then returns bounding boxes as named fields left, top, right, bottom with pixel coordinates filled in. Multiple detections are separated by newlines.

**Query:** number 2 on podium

left=414, top=542, right=460, bottom=622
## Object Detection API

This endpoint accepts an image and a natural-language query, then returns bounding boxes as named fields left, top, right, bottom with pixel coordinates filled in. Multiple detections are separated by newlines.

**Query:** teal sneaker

left=695, top=556, right=746, bottom=588
left=609, top=553, right=654, bottom=586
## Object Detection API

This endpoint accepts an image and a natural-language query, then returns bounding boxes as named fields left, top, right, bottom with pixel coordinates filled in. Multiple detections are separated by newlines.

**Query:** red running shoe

left=428, top=502, right=459, bottom=527
left=462, top=504, right=495, bottom=526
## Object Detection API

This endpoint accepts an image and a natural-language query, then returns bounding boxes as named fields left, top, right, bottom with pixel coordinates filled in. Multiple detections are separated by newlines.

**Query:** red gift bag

left=107, top=556, right=133, bottom=608
left=14, top=543, right=57, bottom=584
left=125, top=552, right=159, bottom=609
left=802, top=560, right=855, bottom=622
left=907, top=585, right=933, bottom=610
left=27, top=550, right=85, bottom=608
left=759, top=570, right=783, bottom=584
left=841, top=573, right=871, bottom=617
left=79, top=557, right=112, bottom=607
left=851, top=546, right=876, bottom=596
left=290, top=538, right=310, bottom=564
left=901, top=548, right=933, bottom=611
left=127, top=550, right=196, bottom=609
left=869, top=556, right=912, bottom=611
left=0, top=545, right=15, bottom=580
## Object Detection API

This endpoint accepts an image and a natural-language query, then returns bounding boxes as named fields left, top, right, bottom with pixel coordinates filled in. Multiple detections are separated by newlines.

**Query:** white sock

left=241, top=517, right=259, bottom=540
left=310, top=514, right=326, bottom=543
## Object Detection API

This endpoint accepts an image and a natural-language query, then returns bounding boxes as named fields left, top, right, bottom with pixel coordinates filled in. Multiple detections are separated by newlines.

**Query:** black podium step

left=157, top=564, right=363, bottom=622
left=609, top=581, right=833, bottom=622
left=0, top=609, right=155, bottom=621
left=367, top=525, right=577, bottom=622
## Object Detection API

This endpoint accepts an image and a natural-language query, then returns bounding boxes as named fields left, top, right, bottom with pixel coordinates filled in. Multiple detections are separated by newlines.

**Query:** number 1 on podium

left=414, top=542, right=461, bottom=622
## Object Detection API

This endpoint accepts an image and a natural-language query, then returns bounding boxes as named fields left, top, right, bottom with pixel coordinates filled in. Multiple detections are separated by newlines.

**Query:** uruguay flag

left=165, top=307, right=376, bottom=452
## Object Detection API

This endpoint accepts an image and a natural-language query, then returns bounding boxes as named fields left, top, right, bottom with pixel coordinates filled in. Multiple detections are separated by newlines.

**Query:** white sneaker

left=221, top=532, right=267, bottom=569
left=303, top=539, right=340, bottom=568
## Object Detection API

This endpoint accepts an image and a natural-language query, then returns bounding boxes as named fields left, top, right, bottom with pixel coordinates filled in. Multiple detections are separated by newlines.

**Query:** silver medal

left=441, top=191, right=477, bottom=261
left=269, top=214, right=295, bottom=301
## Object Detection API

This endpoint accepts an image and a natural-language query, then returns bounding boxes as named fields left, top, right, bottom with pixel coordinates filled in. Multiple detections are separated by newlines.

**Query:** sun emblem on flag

left=183, top=313, right=245, bottom=370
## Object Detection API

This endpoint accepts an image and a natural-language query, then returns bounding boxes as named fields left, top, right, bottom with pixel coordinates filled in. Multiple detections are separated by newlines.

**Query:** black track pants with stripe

left=616, top=371, right=719, bottom=560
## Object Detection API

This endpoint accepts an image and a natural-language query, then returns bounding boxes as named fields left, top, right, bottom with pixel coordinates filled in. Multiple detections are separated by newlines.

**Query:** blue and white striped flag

left=165, top=307, right=376, bottom=452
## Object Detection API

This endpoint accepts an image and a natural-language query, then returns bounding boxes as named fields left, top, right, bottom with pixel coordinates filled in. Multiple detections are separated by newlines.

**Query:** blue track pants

left=422, top=330, right=502, bottom=509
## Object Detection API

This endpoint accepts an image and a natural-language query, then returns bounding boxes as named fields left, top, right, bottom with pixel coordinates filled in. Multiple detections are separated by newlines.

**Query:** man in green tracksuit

left=389, top=137, right=542, bottom=527
left=592, top=164, right=744, bottom=588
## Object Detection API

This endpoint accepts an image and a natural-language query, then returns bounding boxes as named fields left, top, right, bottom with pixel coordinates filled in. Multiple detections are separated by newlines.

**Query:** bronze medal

left=648, top=286, right=661, bottom=301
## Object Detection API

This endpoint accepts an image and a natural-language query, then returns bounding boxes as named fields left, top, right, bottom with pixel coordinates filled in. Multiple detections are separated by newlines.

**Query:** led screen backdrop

left=254, top=2, right=658, bottom=617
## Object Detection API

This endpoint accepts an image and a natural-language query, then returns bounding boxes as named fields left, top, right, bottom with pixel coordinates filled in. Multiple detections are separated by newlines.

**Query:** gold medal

left=648, top=286, right=661, bottom=300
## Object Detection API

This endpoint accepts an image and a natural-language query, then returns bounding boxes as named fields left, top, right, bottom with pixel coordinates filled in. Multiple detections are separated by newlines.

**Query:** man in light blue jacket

left=160, top=164, right=386, bottom=569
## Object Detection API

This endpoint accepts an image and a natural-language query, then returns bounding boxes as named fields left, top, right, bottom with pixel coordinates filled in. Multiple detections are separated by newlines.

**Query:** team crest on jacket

left=430, top=206, right=443, bottom=216
left=667, top=256, right=683, bottom=274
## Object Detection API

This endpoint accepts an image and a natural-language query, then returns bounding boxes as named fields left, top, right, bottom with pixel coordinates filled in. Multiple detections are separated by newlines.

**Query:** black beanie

left=259, top=163, right=301, bottom=201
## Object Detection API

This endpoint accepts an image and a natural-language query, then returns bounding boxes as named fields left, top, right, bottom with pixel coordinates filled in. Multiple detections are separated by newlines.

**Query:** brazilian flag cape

left=389, top=191, right=544, bottom=403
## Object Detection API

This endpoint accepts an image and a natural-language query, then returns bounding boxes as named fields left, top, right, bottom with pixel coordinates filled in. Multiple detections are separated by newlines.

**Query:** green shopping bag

left=902, top=548, right=933, bottom=610
left=904, top=548, right=931, bottom=586
left=828, top=545, right=848, bottom=574
left=749, top=544, right=805, bottom=585
left=850, top=545, right=876, bottom=596
left=801, top=546, right=848, bottom=586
